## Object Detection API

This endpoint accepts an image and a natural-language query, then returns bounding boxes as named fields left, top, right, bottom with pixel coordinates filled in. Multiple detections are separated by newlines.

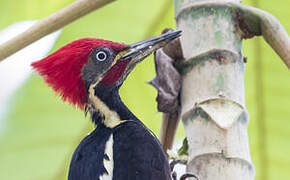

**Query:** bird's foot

left=170, top=159, right=199, bottom=180
left=170, top=158, right=187, bottom=171
left=180, top=173, right=199, bottom=180
left=168, top=139, right=199, bottom=180
left=171, top=171, right=199, bottom=180
left=167, top=138, right=188, bottom=162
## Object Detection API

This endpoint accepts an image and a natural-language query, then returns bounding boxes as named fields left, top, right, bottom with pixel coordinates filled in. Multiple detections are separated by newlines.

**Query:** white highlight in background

left=0, top=21, right=61, bottom=134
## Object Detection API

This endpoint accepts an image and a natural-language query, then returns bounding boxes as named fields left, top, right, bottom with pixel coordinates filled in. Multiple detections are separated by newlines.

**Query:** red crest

left=32, top=38, right=126, bottom=109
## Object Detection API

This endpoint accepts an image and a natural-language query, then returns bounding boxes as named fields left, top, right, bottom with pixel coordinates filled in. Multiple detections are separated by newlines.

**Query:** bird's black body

left=68, top=86, right=171, bottom=180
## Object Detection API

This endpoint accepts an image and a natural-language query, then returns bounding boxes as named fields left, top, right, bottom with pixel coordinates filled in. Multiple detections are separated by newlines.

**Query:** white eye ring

left=96, top=51, right=107, bottom=61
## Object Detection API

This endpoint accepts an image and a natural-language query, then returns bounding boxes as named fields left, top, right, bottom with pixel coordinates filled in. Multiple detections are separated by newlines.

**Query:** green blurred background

left=0, top=0, right=289, bottom=179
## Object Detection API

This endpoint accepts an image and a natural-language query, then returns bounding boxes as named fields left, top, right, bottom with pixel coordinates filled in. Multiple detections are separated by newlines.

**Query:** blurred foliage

left=0, top=0, right=289, bottom=180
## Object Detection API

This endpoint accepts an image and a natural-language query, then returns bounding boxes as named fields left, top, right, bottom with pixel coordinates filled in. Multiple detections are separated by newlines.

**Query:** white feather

left=100, top=134, right=114, bottom=180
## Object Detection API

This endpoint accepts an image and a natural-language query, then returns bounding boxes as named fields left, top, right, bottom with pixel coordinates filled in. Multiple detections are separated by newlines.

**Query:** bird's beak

left=109, top=30, right=181, bottom=86
left=118, top=30, right=182, bottom=64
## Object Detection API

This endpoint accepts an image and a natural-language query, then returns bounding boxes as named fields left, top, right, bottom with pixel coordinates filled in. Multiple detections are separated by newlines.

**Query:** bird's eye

left=96, top=51, right=107, bottom=61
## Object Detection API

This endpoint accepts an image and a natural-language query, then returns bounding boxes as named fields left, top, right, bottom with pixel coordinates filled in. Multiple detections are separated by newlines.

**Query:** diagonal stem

left=0, top=0, right=116, bottom=62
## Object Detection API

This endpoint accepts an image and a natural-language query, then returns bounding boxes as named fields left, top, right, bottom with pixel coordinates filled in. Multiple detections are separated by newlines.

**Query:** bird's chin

left=112, top=30, right=182, bottom=87
left=112, top=61, right=137, bottom=88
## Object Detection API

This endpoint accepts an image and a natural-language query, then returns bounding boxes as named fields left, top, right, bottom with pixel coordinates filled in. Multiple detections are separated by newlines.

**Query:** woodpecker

left=32, top=31, right=181, bottom=180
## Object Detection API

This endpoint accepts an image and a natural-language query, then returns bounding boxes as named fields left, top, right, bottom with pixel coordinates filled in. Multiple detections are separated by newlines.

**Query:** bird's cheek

left=101, top=60, right=130, bottom=85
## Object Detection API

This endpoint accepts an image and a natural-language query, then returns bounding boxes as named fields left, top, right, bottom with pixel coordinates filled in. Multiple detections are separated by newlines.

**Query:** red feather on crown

left=32, top=38, right=126, bottom=109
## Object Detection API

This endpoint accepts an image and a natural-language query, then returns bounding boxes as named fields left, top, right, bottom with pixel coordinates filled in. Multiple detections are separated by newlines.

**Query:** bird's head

left=32, top=31, right=181, bottom=110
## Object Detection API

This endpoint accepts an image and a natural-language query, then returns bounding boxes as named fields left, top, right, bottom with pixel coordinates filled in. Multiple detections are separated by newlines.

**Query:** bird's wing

left=113, top=121, right=172, bottom=180
left=68, top=127, right=111, bottom=180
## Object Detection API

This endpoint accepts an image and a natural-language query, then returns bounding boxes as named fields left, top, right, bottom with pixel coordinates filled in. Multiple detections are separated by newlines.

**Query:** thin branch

left=140, top=0, right=181, bottom=153
left=0, top=0, right=116, bottom=62
left=233, top=2, right=290, bottom=69
left=159, top=112, right=180, bottom=153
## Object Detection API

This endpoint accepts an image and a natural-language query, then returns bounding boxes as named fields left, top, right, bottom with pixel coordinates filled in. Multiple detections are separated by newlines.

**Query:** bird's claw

left=170, top=159, right=187, bottom=171
left=180, top=173, right=199, bottom=180
left=171, top=171, right=177, bottom=180
left=170, top=159, right=199, bottom=180
left=171, top=171, right=199, bottom=180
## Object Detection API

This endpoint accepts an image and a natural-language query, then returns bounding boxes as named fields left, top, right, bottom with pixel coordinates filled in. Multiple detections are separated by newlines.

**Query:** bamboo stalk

left=172, top=0, right=288, bottom=179
left=0, top=0, right=116, bottom=62
left=174, top=0, right=254, bottom=179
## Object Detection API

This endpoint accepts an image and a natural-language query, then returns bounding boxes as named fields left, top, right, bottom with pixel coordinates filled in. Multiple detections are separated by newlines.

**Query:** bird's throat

left=88, top=83, right=124, bottom=128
